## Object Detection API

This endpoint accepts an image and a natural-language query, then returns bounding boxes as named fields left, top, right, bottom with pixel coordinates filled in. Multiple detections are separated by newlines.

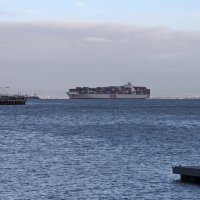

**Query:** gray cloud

left=84, top=36, right=112, bottom=43
left=0, top=22, right=200, bottom=98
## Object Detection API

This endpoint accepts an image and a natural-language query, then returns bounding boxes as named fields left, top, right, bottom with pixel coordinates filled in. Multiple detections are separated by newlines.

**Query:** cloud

left=75, top=1, right=86, bottom=7
left=0, top=8, right=33, bottom=18
left=0, top=22, right=200, bottom=97
left=84, top=37, right=111, bottom=43
left=0, top=10, right=24, bottom=17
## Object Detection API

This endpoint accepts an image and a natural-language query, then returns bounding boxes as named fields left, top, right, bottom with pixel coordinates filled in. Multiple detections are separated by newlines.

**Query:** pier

left=0, top=96, right=26, bottom=105
left=0, top=87, right=26, bottom=105
left=173, top=166, right=200, bottom=183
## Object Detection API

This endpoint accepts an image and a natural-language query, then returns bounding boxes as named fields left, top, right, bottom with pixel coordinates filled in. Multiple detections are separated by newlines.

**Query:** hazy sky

left=0, top=0, right=200, bottom=98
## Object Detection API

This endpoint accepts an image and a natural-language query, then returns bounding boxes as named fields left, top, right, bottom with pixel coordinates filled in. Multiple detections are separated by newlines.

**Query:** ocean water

left=0, top=99, right=200, bottom=200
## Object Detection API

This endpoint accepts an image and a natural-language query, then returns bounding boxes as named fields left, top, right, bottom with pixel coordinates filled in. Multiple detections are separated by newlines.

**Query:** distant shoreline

left=28, top=97, right=200, bottom=100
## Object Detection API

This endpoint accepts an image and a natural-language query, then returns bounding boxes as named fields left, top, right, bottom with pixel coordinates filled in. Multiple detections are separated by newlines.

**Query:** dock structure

left=173, top=166, right=200, bottom=183
left=0, top=96, right=26, bottom=105
left=0, top=87, right=26, bottom=105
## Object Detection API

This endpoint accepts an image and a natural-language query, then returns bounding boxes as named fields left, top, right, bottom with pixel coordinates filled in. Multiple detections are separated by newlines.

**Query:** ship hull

left=67, top=93, right=149, bottom=99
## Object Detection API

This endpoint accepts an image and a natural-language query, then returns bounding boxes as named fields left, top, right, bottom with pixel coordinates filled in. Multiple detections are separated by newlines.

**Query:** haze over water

left=1, top=0, right=200, bottom=98
left=1, top=99, right=200, bottom=199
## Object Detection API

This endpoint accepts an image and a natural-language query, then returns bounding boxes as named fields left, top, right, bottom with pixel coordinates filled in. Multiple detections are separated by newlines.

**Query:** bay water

left=0, top=99, right=200, bottom=199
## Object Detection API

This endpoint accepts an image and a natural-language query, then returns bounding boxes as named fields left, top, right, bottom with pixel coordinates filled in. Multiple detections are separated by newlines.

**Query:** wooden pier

left=173, top=166, right=200, bottom=183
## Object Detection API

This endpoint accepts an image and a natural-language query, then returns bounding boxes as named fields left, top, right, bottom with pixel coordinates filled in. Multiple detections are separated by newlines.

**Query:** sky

left=0, top=0, right=200, bottom=98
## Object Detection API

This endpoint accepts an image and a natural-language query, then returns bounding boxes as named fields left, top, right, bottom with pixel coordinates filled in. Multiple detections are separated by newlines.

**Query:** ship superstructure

left=67, top=82, right=150, bottom=99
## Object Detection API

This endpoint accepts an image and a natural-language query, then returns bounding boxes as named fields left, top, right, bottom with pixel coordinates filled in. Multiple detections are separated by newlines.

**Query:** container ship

left=67, top=82, right=150, bottom=99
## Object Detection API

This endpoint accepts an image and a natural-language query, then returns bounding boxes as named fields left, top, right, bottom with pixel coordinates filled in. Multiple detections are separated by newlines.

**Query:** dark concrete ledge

left=173, top=166, right=200, bottom=183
